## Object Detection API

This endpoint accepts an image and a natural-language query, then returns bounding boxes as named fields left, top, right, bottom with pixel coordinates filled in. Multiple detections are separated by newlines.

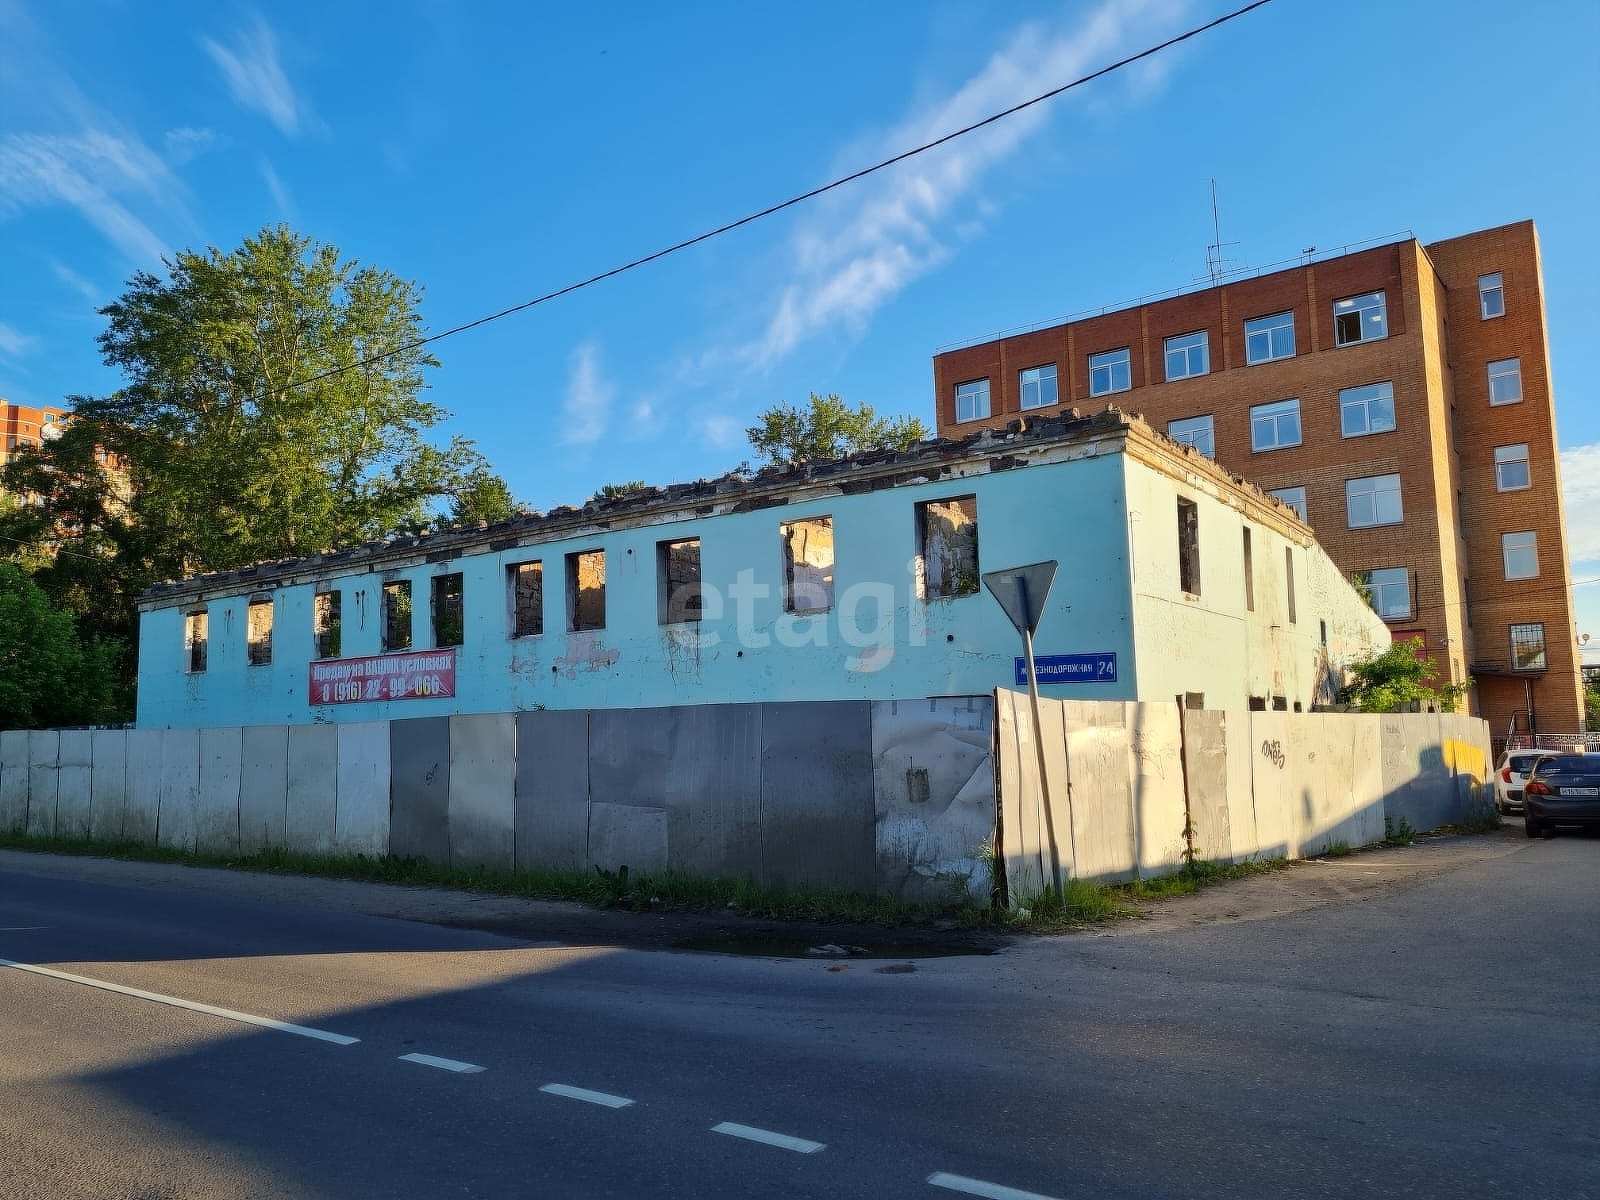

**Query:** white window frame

left=1479, top=272, right=1505, bottom=320
left=1362, top=566, right=1412, bottom=620
left=1269, top=486, right=1308, bottom=522
left=1339, top=381, right=1396, bottom=438
left=1487, top=358, right=1522, bottom=406
left=1244, top=311, right=1296, bottom=365
left=1164, top=330, right=1209, bottom=381
left=1018, top=364, right=1058, bottom=411
left=954, top=379, right=990, bottom=423
left=1333, top=291, right=1387, bottom=346
left=1346, top=474, right=1403, bottom=529
left=1167, top=414, right=1215, bottom=458
left=1494, top=444, right=1531, bottom=492
left=1250, top=399, right=1302, bottom=452
left=1088, top=348, right=1131, bottom=397
left=1502, top=531, right=1538, bottom=580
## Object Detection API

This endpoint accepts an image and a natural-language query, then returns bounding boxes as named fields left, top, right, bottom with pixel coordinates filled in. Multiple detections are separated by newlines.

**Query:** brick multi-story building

left=1, top=399, right=73, bottom=467
left=931, top=220, right=1582, bottom=739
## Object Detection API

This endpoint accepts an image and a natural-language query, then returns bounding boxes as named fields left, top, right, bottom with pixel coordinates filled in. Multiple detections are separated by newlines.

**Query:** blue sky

left=2, top=0, right=1598, bottom=650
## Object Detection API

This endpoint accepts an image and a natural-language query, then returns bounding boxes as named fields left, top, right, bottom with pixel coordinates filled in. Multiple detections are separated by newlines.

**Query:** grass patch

left=1113, top=855, right=1286, bottom=902
left=1383, top=815, right=1418, bottom=846
left=1322, top=841, right=1354, bottom=858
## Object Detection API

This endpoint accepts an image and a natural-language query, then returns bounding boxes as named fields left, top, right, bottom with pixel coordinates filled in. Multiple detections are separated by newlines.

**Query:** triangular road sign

left=981, top=560, right=1058, bottom=637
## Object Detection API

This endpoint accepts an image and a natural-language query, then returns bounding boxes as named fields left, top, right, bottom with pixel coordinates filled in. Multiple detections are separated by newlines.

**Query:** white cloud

left=561, top=342, right=614, bottom=446
left=697, top=414, right=744, bottom=450
left=0, top=130, right=172, bottom=264
left=0, top=321, right=40, bottom=358
left=261, top=158, right=292, bottom=214
left=739, top=0, right=1188, bottom=368
left=163, top=126, right=218, bottom=165
left=50, top=260, right=98, bottom=303
left=1561, top=441, right=1600, bottom=567
left=203, top=17, right=311, bottom=137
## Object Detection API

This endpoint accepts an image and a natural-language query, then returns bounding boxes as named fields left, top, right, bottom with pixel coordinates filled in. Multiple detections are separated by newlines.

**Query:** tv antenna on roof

left=1205, top=179, right=1240, bottom=286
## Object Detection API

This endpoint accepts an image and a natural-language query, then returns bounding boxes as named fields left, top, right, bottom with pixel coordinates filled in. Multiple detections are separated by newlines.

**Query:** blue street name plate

left=1014, top=652, right=1118, bottom=685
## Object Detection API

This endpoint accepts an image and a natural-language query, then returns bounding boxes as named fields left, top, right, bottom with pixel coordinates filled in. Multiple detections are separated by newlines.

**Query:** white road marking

left=0, top=957, right=359, bottom=1045
left=539, top=1082, right=635, bottom=1108
left=711, top=1121, right=826, bottom=1154
left=399, top=1052, right=484, bottom=1073
left=927, top=1172, right=1062, bottom=1200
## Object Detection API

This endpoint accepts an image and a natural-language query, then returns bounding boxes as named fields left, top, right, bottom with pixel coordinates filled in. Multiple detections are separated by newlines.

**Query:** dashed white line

left=711, top=1121, right=825, bottom=1154
left=927, top=1172, right=1062, bottom=1200
left=399, top=1052, right=485, bottom=1073
left=0, top=957, right=360, bottom=1045
left=539, top=1082, right=635, bottom=1108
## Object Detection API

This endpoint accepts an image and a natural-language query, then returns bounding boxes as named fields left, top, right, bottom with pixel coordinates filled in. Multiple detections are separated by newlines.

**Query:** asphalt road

left=1, top=830, right=1596, bottom=1200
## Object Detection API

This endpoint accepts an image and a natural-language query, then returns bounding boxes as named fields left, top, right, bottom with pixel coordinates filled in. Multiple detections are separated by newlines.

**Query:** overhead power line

left=247, top=0, right=1278, bottom=404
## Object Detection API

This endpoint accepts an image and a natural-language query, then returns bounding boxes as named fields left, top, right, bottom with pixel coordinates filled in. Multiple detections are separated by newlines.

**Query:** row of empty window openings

left=1178, top=502, right=1297, bottom=625
left=183, top=500, right=981, bottom=670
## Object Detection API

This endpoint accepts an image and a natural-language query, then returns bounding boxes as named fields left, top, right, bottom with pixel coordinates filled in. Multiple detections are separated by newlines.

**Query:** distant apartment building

left=1, top=399, right=73, bottom=467
left=931, top=221, right=1582, bottom=739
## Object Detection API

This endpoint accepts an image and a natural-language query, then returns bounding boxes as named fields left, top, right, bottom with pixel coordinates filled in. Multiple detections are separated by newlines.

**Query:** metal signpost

left=982, top=560, right=1065, bottom=899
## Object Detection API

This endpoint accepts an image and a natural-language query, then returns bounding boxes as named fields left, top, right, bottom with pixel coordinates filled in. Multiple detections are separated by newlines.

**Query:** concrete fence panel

left=1064, top=700, right=1136, bottom=883
left=514, top=709, right=590, bottom=873
left=1181, top=710, right=1231, bottom=863
left=992, top=691, right=1030, bottom=897
left=389, top=716, right=450, bottom=862
left=872, top=697, right=995, bottom=902
left=196, top=727, right=242, bottom=854
left=89, top=729, right=127, bottom=841
left=123, top=728, right=164, bottom=844
left=239, top=725, right=289, bottom=853
left=1034, top=696, right=1076, bottom=886
left=448, top=713, right=515, bottom=870
left=285, top=725, right=338, bottom=855
left=997, top=692, right=1048, bottom=900
left=760, top=700, right=875, bottom=894
left=1381, top=713, right=1456, bottom=833
left=55, top=730, right=94, bottom=840
left=0, top=730, right=29, bottom=833
left=335, top=721, right=390, bottom=858
left=25, top=729, right=60, bottom=838
left=587, top=802, right=668, bottom=875
left=156, top=727, right=201, bottom=852
left=1221, top=708, right=1259, bottom=862
left=1127, top=702, right=1188, bottom=875
left=1249, top=712, right=1294, bottom=860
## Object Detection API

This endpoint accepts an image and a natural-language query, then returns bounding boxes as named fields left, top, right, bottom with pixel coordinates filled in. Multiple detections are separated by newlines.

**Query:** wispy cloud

left=163, top=126, right=218, bottom=165
left=50, top=260, right=99, bottom=304
left=0, top=130, right=172, bottom=263
left=0, top=321, right=40, bottom=358
left=261, top=157, right=292, bottom=214
left=561, top=342, right=614, bottom=446
left=696, top=414, right=744, bottom=451
left=738, top=0, right=1188, bottom=368
left=1562, top=441, right=1600, bottom=566
left=203, top=16, right=312, bottom=137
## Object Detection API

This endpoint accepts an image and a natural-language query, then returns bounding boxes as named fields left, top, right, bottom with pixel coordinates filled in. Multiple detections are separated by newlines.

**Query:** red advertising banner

left=308, top=649, right=457, bottom=706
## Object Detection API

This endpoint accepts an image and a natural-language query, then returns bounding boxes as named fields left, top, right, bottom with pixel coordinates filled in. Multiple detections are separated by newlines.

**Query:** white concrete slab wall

left=335, top=722, right=391, bottom=858
left=26, top=730, right=59, bottom=838
left=0, top=729, right=28, bottom=833
left=55, top=730, right=93, bottom=839
left=123, top=728, right=163, bottom=843
left=285, top=726, right=338, bottom=855
left=89, top=730, right=127, bottom=841
left=197, top=727, right=242, bottom=854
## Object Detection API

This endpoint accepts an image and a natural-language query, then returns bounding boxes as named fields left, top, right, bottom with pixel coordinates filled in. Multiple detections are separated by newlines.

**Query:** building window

left=1250, top=399, right=1302, bottom=452
left=781, top=516, right=834, bottom=614
left=1164, top=330, right=1209, bottom=381
left=1346, top=474, right=1402, bottom=529
left=1284, top=547, right=1297, bottom=624
left=1487, top=358, right=1522, bottom=406
left=1167, top=415, right=1215, bottom=458
left=247, top=598, right=273, bottom=666
left=918, top=496, right=979, bottom=599
left=1242, top=528, right=1254, bottom=612
left=313, top=591, right=342, bottom=660
left=1244, top=311, right=1295, bottom=364
left=1333, top=291, right=1388, bottom=346
left=432, top=573, right=464, bottom=648
left=1494, top=444, right=1531, bottom=492
left=1269, top=486, right=1308, bottom=522
left=1502, top=531, right=1538, bottom=580
left=567, top=549, right=606, bottom=631
left=1088, top=348, right=1131, bottom=397
left=1509, top=623, right=1546, bottom=670
left=508, top=562, right=543, bottom=638
left=1177, top=498, right=1200, bottom=596
left=185, top=610, right=208, bottom=673
left=1356, top=567, right=1412, bottom=620
left=1339, top=382, right=1396, bottom=438
left=1018, top=364, right=1058, bottom=411
left=382, top=580, right=412, bottom=651
left=1479, top=272, right=1505, bottom=319
left=955, top=379, right=990, bottom=423
left=658, top=538, right=704, bottom=624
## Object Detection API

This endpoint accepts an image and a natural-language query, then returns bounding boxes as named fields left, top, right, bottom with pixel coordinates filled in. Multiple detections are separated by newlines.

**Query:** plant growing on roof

left=746, top=393, right=928, bottom=465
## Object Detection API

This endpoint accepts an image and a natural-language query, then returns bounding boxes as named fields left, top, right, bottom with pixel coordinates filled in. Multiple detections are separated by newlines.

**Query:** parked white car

left=1495, top=749, right=1560, bottom=814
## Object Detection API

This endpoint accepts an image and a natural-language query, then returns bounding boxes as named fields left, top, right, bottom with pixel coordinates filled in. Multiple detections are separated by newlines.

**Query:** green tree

left=1585, top=671, right=1600, bottom=730
left=0, top=562, right=123, bottom=729
left=592, top=481, right=647, bottom=502
left=1342, top=637, right=1471, bottom=714
left=447, top=466, right=520, bottom=526
left=746, top=393, right=928, bottom=466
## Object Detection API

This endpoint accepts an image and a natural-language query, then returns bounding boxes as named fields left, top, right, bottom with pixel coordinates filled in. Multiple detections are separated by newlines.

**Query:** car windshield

left=1509, top=754, right=1549, bottom=773
left=1530, top=757, right=1596, bottom=781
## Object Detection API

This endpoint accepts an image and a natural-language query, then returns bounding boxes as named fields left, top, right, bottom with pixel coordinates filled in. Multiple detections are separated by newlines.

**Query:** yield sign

left=981, top=560, right=1058, bottom=637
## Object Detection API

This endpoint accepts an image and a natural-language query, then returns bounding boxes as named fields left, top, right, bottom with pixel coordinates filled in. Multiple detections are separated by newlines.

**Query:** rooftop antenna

left=1205, top=179, right=1239, bottom=286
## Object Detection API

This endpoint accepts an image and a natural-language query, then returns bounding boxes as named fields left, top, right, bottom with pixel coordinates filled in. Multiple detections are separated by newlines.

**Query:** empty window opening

left=1177, top=498, right=1200, bottom=596
left=1333, top=291, right=1387, bottom=346
left=247, top=598, right=273, bottom=666
left=1248, top=696, right=1268, bottom=712
left=658, top=538, right=704, bottom=624
left=1479, top=272, right=1505, bottom=319
left=918, top=496, right=979, bottom=599
left=1509, top=623, right=1546, bottom=670
left=1272, top=696, right=1288, bottom=712
left=1019, top=364, right=1058, bottom=411
left=1319, top=619, right=1327, bottom=647
left=1285, top=547, right=1297, bottom=624
left=432, top=573, right=464, bottom=648
left=314, top=591, right=342, bottom=660
left=1242, top=528, right=1255, bottom=612
left=568, top=549, right=607, bottom=631
left=782, top=516, right=835, bottom=613
left=508, top=562, right=543, bottom=638
left=185, top=609, right=208, bottom=673
left=1184, top=692, right=1205, bottom=711
left=383, top=580, right=413, bottom=651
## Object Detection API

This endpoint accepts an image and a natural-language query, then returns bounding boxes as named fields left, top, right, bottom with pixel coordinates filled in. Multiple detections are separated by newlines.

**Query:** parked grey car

left=1523, top=755, right=1600, bottom=838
